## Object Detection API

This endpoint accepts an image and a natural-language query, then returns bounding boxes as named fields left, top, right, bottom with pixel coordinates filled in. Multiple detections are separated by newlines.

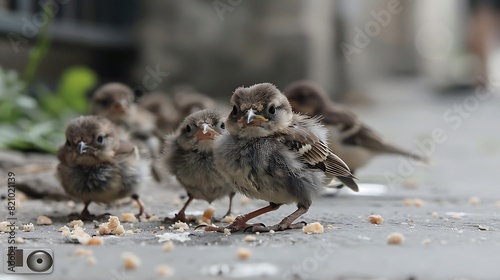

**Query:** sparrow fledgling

left=163, top=109, right=235, bottom=223
left=173, top=86, right=216, bottom=120
left=284, top=81, right=427, bottom=173
left=207, top=83, right=358, bottom=233
left=57, top=116, right=147, bottom=220
left=91, top=82, right=163, bottom=181
left=138, top=92, right=180, bottom=134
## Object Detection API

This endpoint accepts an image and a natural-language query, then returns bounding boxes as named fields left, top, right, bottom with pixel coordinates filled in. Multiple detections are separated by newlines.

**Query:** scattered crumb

left=37, top=215, right=52, bottom=225
left=244, top=235, right=256, bottom=242
left=173, top=221, right=189, bottom=232
left=326, top=224, right=334, bottom=229
left=478, top=225, right=489, bottom=231
left=23, top=223, right=34, bottom=232
left=223, top=228, right=231, bottom=236
left=125, top=230, right=134, bottom=236
left=237, top=247, right=251, bottom=260
left=203, top=206, right=216, bottom=220
left=221, top=215, right=236, bottom=223
left=146, top=215, right=160, bottom=222
left=172, top=197, right=181, bottom=207
left=152, top=230, right=158, bottom=234
left=15, top=237, right=25, bottom=244
left=122, top=252, right=141, bottom=270
left=302, top=222, right=324, bottom=234
left=422, top=239, right=431, bottom=245
left=0, top=221, right=16, bottom=232
left=159, top=226, right=165, bottom=230
left=59, top=226, right=71, bottom=237
left=87, top=237, right=103, bottom=246
left=255, top=232, right=260, bottom=235
left=431, top=212, right=439, bottom=218
left=269, top=230, right=275, bottom=234
left=98, top=216, right=125, bottom=235
left=387, top=232, right=405, bottom=245
left=156, top=265, right=174, bottom=277
left=197, top=217, right=211, bottom=225
left=162, top=241, right=174, bottom=252
left=402, top=198, right=414, bottom=206
left=368, top=215, right=384, bottom=225
left=67, top=200, right=76, bottom=208
left=468, top=196, right=481, bottom=206
left=87, top=257, right=96, bottom=266
left=69, top=220, right=84, bottom=228
left=414, top=198, right=425, bottom=207
left=451, top=214, right=462, bottom=220
left=68, top=227, right=92, bottom=245
left=74, top=248, right=93, bottom=256
left=240, top=196, right=251, bottom=206
left=121, top=213, right=138, bottom=223
left=403, top=178, right=419, bottom=189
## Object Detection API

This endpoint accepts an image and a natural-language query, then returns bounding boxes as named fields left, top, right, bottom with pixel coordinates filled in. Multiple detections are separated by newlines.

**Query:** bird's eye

left=231, top=105, right=238, bottom=116
left=66, top=140, right=71, bottom=147
left=96, top=135, right=104, bottom=144
left=185, top=124, right=193, bottom=134
left=220, top=122, right=225, bottom=130
left=296, top=93, right=306, bottom=103
left=98, top=98, right=112, bottom=107
left=268, top=105, right=276, bottom=114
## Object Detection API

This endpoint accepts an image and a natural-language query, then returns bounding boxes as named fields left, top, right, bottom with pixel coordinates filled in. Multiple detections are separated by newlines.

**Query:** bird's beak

left=78, top=141, right=88, bottom=154
left=112, top=99, right=127, bottom=114
left=245, top=109, right=268, bottom=125
left=195, top=124, right=219, bottom=140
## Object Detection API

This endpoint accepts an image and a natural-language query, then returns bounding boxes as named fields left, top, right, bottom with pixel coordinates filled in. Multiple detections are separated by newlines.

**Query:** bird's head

left=176, top=109, right=226, bottom=152
left=91, top=83, right=134, bottom=122
left=283, top=81, right=330, bottom=117
left=227, top=83, right=292, bottom=138
left=58, top=116, right=119, bottom=166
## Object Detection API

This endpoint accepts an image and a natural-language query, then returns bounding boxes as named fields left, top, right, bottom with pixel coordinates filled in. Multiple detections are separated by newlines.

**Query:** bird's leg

left=222, top=192, right=235, bottom=219
left=132, top=194, right=150, bottom=220
left=79, top=201, right=96, bottom=221
left=203, top=203, right=281, bottom=232
left=164, top=195, right=194, bottom=223
left=266, top=206, right=308, bottom=232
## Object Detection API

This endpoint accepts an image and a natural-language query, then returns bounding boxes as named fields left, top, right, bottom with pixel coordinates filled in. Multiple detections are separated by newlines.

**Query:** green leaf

left=57, top=66, right=98, bottom=113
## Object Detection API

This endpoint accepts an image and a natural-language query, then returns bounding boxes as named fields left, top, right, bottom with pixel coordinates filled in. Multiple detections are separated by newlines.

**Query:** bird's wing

left=281, top=115, right=358, bottom=191
left=320, top=106, right=362, bottom=138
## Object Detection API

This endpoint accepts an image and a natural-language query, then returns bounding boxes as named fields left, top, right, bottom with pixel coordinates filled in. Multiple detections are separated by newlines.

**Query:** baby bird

left=137, top=91, right=180, bottom=134
left=173, top=86, right=216, bottom=121
left=57, top=116, right=146, bottom=220
left=91, top=82, right=162, bottom=181
left=207, top=83, right=358, bottom=233
left=163, top=109, right=235, bottom=223
left=284, top=81, right=427, bottom=173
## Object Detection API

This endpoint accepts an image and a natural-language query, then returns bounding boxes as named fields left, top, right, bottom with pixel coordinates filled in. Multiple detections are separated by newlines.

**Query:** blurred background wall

left=0, top=0, right=492, bottom=99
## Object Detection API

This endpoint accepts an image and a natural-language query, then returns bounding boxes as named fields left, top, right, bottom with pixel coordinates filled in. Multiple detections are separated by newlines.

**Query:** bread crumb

left=16, top=237, right=25, bottom=244
left=23, top=223, right=34, bottom=232
left=402, top=198, right=414, bottom=206
left=451, top=214, right=462, bottom=220
left=173, top=221, right=189, bottom=231
left=59, top=226, right=71, bottom=237
left=74, top=248, right=93, bottom=256
left=237, top=247, right=251, bottom=260
left=243, top=235, right=256, bottom=242
left=240, top=196, right=251, bottom=206
left=162, top=241, right=174, bottom=252
left=0, top=221, right=14, bottom=232
left=146, top=215, right=160, bottom=222
left=86, top=257, right=96, bottom=266
left=223, top=228, right=231, bottom=236
left=422, top=239, right=431, bottom=245
left=69, top=220, right=84, bottom=228
left=221, top=215, right=236, bottom=223
left=431, top=212, right=439, bottom=218
left=387, top=232, right=404, bottom=245
left=121, top=213, right=138, bottom=223
left=269, top=230, right=275, bottom=234
left=87, top=237, right=103, bottom=246
left=414, top=198, right=425, bottom=207
left=368, top=215, right=384, bottom=224
left=98, top=216, right=125, bottom=235
left=37, top=215, right=52, bottom=225
left=468, top=196, right=481, bottom=206
left=197, top=217, right=211, bottom=225
left=156, top=265, right=174, bottom=277
left=403, top=178, right=419, bottom=189
left=203, top=206, right=216, bottom=220
left=302, top=222, right=324, bottom=234
left=67, top=200, right=76, bottom=208
left=125, top=230, right=134, bottom=236
left=69, top=227, right=92, bottom=245
left=159, top=226, right=165, bottom=230
left=122, top=252, right=141, bottom=270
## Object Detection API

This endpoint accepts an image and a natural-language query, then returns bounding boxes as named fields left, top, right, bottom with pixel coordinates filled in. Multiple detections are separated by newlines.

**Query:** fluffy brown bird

left=91, top=82, right=162, bottom=181
left=173, top=86, right=216, bottom=121
left=163, top=109, right=235, bottom=223
left=284, top=81, right=427, bottom=173
left=137, top=91, right=179, bottom=134
left=206, top=83, right=357, bottom=233
left=57, top=116, right=147, bottom=220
